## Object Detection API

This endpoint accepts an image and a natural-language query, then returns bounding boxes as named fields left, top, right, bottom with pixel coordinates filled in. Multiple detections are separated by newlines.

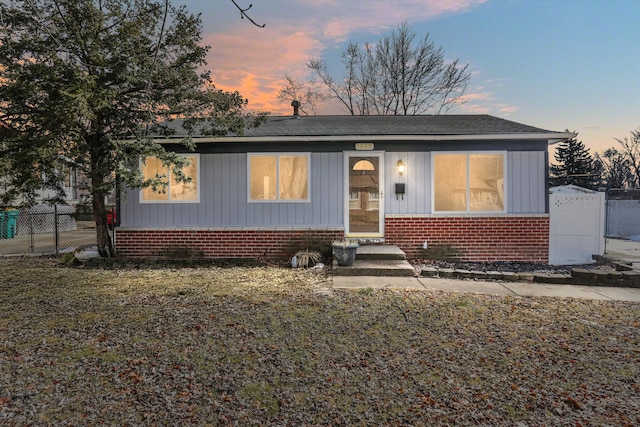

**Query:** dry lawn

left=1, top=257, right=639, bottom=426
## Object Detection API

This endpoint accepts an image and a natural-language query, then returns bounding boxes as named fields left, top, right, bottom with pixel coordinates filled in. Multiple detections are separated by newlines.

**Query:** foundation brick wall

left=116, top=216, right=549, bottom=263
left=115, top=228, right=344, bottom=260
left=385, top=215, right=549, bottom=263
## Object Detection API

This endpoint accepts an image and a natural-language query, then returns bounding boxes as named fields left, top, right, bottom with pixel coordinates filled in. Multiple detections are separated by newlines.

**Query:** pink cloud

left=201, top=0, right=489, bottom=115
left=499, top=105, right=518, bottom=114
left=204, top=26, right=325, bottom=114
left=312, top=0, right=489, bottom=40
left=456, top=90, right=518, bottom=116
left=457, top=92, right=495, bottom=103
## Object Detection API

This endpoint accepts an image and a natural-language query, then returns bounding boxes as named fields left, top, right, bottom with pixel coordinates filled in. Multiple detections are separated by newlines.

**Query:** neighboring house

left=0, top=121, right=90, bottom=208
left=115, top=114, right=575, bottom=262
left=39, top=158, right=84, bottom=205
left=0, top=157, right=85, bottom=207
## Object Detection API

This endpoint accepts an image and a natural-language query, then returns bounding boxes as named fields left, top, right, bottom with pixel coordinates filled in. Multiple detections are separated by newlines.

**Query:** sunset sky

left=183, top=0, right=639, bottom=154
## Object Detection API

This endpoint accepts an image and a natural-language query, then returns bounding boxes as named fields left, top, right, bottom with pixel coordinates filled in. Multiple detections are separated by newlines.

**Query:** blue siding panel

left=508, top=152, right=521, bottom=212
left=120, top=150, right=546, bottom=227
left=508, top=151, right=545, bottom=214
left=228, top=154, right=239, bottom=225
left=421, top=152, right=432, bottom=214
left=213, top=154, right=223, bottom=224
left=385, top=151, right=431, bottom=215
left=119, top=152, right=344, bottom=228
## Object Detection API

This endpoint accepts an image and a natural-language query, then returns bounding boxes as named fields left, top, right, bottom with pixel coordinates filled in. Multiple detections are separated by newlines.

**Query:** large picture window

left=249, top=154, right=309, bottom=202
left=140, top=154, right=199, bottom=203
left=433, top=152, right=505, bottom=212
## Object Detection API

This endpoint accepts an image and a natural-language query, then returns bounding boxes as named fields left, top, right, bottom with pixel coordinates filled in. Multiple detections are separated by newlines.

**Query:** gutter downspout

left=114, top=173, right=121, bottom=253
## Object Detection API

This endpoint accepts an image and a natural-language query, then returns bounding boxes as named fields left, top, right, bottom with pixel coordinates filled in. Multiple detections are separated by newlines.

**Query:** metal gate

left=605, top=189, right=640, bottom=261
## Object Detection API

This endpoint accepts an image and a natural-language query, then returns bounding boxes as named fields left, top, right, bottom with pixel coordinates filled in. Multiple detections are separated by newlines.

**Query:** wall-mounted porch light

left=396, top=159, right=406, bottom=176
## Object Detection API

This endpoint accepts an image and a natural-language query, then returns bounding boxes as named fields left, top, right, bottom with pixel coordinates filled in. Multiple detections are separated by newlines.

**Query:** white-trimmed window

left=140, top=154, right=199, bottom=203
left=248, top=153, right=310, bottom=202
left=433, top=152, right=505, bottom=212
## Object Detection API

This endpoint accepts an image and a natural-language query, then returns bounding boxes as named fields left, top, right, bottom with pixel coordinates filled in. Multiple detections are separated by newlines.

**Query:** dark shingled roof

left=241, top=114, right=556, bottom=137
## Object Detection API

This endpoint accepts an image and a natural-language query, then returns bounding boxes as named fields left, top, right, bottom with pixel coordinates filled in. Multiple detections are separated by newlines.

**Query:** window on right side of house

left=433, top=153, right=505, bottom=212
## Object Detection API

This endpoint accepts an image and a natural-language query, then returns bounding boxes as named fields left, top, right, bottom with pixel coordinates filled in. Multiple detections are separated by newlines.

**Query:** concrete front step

left=332, top=259, right=416, bottom=277
left=332, top=245, right=414, bottom=277
left=354, top=244, right=407, bottom=260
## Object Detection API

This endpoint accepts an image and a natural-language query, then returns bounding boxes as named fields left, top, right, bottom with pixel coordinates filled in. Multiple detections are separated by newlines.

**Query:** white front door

left=344, top=152, right=384, bottom=238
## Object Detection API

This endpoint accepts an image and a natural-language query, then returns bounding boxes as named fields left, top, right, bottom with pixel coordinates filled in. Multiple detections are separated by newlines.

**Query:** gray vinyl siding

left=385, top=152, right=431, bottom=215
left=120, top=152, right=343, bottom=227
left=507, top=151, right=546, bottom=213
left=120, top=150, right=547, bottom=227
left=384, top=150, right=546, bottom=215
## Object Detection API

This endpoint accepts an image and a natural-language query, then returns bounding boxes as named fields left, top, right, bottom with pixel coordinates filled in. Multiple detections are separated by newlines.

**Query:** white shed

left=549, top=185, right=605, bottom=265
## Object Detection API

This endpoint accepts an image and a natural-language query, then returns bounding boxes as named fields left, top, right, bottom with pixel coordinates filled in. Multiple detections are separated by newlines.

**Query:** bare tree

left=594, top=148, right=633, bottom=190
left=615, top=129, right=640, bottom=187
left=277, top=74, right=328, bottom=115
left=307, top=22, right=470, bottom=115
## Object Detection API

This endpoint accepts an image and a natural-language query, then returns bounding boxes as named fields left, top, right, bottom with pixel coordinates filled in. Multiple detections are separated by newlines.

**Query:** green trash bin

left=0, top=211, right=5, bottom=239
left=0, top=209, right=18, bottom=239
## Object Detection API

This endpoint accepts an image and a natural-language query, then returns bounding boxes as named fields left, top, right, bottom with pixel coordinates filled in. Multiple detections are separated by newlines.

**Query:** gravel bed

left=412, top=260, right=616, bottom=275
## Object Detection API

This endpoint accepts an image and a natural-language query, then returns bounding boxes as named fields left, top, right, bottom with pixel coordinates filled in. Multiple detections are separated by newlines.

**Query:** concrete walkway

left=332, top=276, right=640, bottom=302
left=604, top=237, right=640, bottom=268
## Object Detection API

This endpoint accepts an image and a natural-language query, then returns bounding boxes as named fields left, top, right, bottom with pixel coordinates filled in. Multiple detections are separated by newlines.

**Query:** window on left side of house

left=140, top=154, right=199, bottom=203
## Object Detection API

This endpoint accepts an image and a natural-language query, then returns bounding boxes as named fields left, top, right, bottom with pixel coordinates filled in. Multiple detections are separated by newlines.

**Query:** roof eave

left=155, top=132, right=577, bottom=144
left=547, top=131, right=578, bottom=145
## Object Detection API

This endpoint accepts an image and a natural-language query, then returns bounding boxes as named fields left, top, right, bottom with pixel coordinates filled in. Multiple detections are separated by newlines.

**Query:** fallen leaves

left=0, top=258, right=639, bottom=425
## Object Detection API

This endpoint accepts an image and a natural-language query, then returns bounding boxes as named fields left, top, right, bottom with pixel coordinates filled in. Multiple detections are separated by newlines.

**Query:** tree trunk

left=92, top=188, right=114, bottom=258
left=89, top=128, right=115, bottom=258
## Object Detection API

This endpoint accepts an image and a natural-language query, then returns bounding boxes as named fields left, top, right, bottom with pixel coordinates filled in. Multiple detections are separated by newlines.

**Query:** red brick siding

left=115, top=228, right=344, bottom=260
left=385, top=216, right=549, bottom=263
left=116, top=216, right=549, bottom=262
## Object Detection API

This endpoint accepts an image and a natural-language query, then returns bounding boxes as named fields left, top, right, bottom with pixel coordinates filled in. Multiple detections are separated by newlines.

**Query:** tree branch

left=308, top=22, right=470, bottom=116
left=229, top=0, right=265, bottom=28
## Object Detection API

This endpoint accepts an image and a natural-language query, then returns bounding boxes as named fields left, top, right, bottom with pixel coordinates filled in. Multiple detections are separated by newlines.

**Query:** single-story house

left=115, top=114, right=575, bottom=262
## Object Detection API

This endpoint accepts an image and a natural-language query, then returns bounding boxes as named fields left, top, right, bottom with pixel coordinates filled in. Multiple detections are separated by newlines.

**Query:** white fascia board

left=155, top=132, right=578, bottom=144
left=547, top=132, right=579, bottom=145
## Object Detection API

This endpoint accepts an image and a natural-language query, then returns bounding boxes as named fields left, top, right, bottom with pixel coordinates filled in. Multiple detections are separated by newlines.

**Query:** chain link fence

left=0, top=204, right=105, bottom=256
left=604, top=189, right=640, bottom=261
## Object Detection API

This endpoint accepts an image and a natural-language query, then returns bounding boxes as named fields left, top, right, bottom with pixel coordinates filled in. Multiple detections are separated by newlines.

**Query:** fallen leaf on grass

left=1, top=258, right=639, bottom=426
